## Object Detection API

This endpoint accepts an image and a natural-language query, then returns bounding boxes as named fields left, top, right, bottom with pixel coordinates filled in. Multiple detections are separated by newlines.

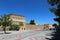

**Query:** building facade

left=0, top=14, right=55, bottom=31
left=43, top=24, right=55, bottom=29
left=9, top=14, right=26, bottom=30
left=9, top=14, right=55, bottom=31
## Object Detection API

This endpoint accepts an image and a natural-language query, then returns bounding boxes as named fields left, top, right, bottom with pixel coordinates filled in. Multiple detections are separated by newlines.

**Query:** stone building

left=43, top=24, right=55, bottom=29
left=7, top=14, right=55, bottom=31
left=9, top=14, right=44, bottom=31
left=0, top=14, right=55, bottom=31
left=9, top=14, right=26, bottom=30
left=9, top=14, right=25, bottom=25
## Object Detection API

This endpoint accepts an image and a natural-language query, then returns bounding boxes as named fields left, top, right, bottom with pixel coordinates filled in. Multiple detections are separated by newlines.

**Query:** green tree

left=9, top=24, right=19, bottom=31
left=47, top=0, right=60, bottom=26
left=47, top=0, right=60, bottom=40
left=52, top=23, right=58, bottom=28
left=9, top=22, right=23, bottom=31
left=19, top=22, right=24, bottom=26
left=0, top=14, right=11, bottom=34
left=29, top=20, right=36, bottom=25
left=19, top=22, right=24, bottom=30
left=14, top=25, right=19, bottom=31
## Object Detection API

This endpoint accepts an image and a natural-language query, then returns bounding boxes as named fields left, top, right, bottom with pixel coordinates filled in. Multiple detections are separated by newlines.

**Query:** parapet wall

left=25, top=24, right=44, bottom=30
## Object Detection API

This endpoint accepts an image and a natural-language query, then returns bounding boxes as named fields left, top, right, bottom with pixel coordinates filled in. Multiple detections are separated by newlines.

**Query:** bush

left=9, top=24, right=19, bottom=31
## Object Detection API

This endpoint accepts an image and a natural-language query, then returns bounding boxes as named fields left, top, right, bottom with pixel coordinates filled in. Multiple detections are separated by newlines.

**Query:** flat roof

left=8, top=14, right=25, bottom=17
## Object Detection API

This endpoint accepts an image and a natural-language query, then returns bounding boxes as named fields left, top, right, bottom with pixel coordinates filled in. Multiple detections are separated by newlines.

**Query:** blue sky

left=0, top=0, right=57, bottom=24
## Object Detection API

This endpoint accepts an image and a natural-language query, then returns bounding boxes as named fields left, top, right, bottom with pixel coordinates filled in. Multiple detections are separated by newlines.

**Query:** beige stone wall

left=20, top=24, right=44, bottom=30
left=43, top=24, right=55, bottom=29
left=48, top=25, right=55, bottom=28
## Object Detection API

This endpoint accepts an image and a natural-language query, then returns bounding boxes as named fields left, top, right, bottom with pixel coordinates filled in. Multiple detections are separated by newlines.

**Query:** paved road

left=0, top=30, right=55, bottom=40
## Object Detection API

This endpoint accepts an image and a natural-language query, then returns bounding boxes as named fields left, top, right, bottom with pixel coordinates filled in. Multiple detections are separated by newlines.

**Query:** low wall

left=25, top=24, right=44, bottom=30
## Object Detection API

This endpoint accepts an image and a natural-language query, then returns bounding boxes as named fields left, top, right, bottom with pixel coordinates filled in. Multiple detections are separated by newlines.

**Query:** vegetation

left=47, top=0, right=60, bottom=40
left=9, top=24, right=19, bottom=31
left=29, top=19, right=36, bottom=25
left=9, top=21, right=24, bottom=31
left=47, top=0, right=60, bottom=26
left=0, top=14, right=12, bottom=34
left=0, top=14, right=25, bottom=32
left=52, top=23, right=58, bottom=28
left=19, top=22, right=24, bottom=26
left=19, top=22, right=24, bottom=30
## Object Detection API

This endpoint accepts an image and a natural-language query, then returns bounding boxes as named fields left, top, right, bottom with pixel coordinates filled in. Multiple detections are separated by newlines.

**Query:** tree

left=19, top=22, right=24, bottom=26
left=19, top=22, right=24, bottom=30
left=47, top=0, right=60, bottom=40
left=29, top=20, right=36, bottom=25
left=0, top=14, right=12, bottom=34
left=52, top=23, right=58, bottom=28
left=47, top=0, right=60, bottom=26
left=14, top=25, right=19, bottom=31
left=9, top=22, right=23, bottom=31
left=9, top=24, right=19, bottom=31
